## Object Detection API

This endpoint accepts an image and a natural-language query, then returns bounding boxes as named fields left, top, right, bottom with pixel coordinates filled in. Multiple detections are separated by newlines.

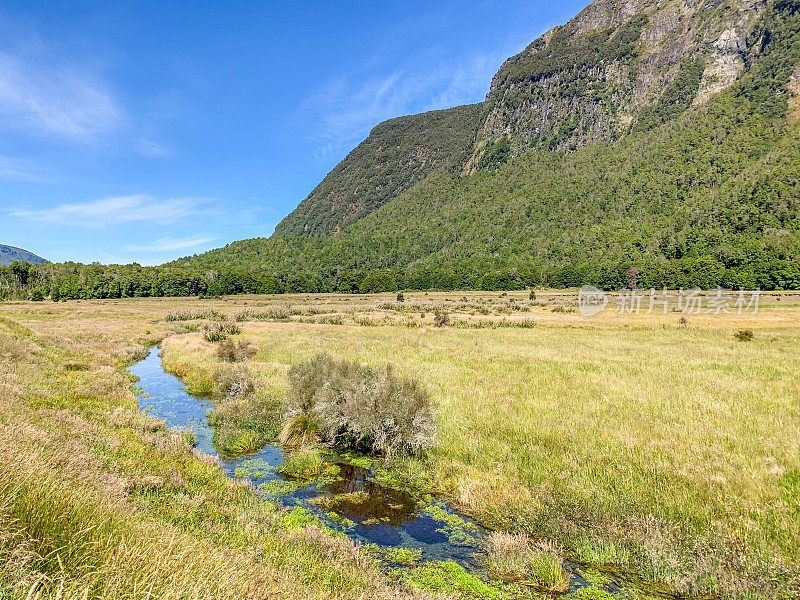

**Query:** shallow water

left=129, top=348, right=672, bottom=596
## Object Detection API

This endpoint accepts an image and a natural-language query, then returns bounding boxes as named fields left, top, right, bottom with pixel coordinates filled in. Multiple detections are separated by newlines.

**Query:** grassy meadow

left=0, top=290, right=798, bottom=599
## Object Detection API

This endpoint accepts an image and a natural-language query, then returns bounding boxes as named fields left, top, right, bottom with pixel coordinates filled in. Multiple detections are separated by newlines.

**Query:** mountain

left=0, top=245, right=46, bottom=267
left=275, top=0, right=786, bottom=238
left=180, top=0, right=800, bottom=291
left=275, top=104, right=487, bottom=236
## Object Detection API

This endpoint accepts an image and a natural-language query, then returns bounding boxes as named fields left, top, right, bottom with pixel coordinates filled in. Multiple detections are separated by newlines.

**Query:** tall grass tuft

left=485, top=532, right=568, bottom=592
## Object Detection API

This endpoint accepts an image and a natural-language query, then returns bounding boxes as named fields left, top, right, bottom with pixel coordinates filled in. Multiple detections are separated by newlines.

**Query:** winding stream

left=129, top=347, right=668, bottom=597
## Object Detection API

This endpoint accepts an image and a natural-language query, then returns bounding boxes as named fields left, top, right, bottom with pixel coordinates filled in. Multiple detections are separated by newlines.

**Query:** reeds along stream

left=130, top=348, right=670, bottom=598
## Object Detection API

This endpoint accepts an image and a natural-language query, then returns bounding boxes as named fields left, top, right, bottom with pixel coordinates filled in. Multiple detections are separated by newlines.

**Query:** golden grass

left=2, top=291, right=800, bottom=598
left=0, top=299, right=429, bottom=600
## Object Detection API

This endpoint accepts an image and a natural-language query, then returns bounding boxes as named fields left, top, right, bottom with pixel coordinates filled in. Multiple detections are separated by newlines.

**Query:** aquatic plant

left=485, top=532, right=568, bottom=591
left=392, top=560, right=505, bottom=599
left=285, top=352, right=435, bottom=456
left=277, top=447, right=326, bottom=478
left=563, top=587, right=620, bottom=600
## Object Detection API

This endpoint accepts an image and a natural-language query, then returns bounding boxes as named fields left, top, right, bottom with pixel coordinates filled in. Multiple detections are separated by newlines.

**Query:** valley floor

left=1, top=290, right=798, bottom=599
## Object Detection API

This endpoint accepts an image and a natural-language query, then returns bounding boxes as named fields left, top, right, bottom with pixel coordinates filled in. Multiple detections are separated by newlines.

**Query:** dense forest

left=2, top=0, right=799, bottom=301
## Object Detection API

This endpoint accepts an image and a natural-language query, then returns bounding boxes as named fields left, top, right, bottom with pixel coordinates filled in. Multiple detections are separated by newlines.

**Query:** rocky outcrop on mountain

left=275, top=0, right=796, bottom=237
left=465, top=0, right=767, bottom=167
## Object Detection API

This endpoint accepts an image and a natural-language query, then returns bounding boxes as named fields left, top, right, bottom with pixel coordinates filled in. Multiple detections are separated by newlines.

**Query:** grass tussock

left=485, top=532, right=568, bottom=591
left=202, top=320, right=241, bottom=342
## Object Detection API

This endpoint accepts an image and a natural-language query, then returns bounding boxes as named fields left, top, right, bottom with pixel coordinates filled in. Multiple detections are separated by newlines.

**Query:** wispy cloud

left=136, top=138, right=173, bottom=159
left=299, top=46, right=515, bottom=160
left=0, top=153, right=50, bottom=182
left=0, top=49, right=121, bottom=142
left=10, top=194, right=211, bottom=227
left=125, top=236, right=215, bottom=252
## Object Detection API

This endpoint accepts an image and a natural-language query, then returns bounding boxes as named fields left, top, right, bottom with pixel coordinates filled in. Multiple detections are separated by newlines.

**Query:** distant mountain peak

left=0, top=245, right=47, bottom=266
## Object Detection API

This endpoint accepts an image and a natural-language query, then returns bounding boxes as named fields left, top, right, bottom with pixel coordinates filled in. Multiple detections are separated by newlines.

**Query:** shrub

left=213, top=365, right=254, bottom=399
left=735, top=329, right=755, bottom=342
left=359, top=271, right=398, bottom=294
left=216, top=339, right=257, bottom=362
left=529, top=289, right=536, bottom=301
left=30, top=289, right=44, bottom=301
left=433, top=308, right=450, bottom=328
left=203, top=321, right=241, bottom=342
left=284, top=353, right=435, bottom=456
left=397, top=292, right=405, bottom=302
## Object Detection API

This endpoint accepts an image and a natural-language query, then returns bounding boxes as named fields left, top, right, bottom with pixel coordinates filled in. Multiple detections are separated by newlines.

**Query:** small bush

left=30, top=289, right=45, bottom=301
left=203, top=321, right=241, bottom=342
left=529, top=289, right=536, bottom=301
left=213, top=365, right=255, bottom=399
left=397, top=292, right=405, bottom=302
left=433, top=308, right=450, bottom=328
left=284, top=353, right=435, bottom=456
left=735, top=329, right=754, bottom=342
left=216, top=339, right=257, bottom=362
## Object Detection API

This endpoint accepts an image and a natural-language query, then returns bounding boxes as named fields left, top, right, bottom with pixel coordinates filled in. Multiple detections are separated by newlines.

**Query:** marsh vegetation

left=0, top=290, right=798, bottom=599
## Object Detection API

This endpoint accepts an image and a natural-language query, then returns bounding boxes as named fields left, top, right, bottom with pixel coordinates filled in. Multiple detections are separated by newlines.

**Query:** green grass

left=0, top=302, right=412, bottom=600
left=156, top=292, right=800, bottom=597
left=392, top=561, right=507, bottom=599
left=3, top=293, right=800, bottom=599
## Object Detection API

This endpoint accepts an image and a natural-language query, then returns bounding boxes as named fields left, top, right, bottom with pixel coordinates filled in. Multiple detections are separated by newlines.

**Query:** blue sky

left=0, top=0, right=589, bottom=265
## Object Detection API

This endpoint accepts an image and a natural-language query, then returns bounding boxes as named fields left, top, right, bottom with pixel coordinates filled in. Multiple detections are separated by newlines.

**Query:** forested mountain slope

left=276, top=0, right=785, bottom=235
left=174, top=0, right=800, bottom=293
left=4, top=0, right=800, bottom=299
left=274, top=104, right=487, bottom=237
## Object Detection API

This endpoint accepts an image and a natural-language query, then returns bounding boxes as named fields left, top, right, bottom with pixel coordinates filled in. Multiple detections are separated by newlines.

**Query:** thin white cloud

left=0, top=153, right=50, bottom=182
left=0, top=49, right=121, bottom=142
left=136, top=138, right=173, bottom=158
left=10, top=194, right=210, bottom=227
left=125, top=236, right=215, bottom=252
left=299, top=46, right=517, bottom=160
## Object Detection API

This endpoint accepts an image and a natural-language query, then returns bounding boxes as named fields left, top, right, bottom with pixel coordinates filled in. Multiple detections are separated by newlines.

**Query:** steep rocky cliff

left=466, top=0, right=767, bottom=165
left=276, top=0, right=788, bottom=237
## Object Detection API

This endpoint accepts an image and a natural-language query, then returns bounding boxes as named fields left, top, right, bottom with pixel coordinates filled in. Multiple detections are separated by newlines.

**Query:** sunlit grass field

left=1, top=290, right=798, bottom=599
